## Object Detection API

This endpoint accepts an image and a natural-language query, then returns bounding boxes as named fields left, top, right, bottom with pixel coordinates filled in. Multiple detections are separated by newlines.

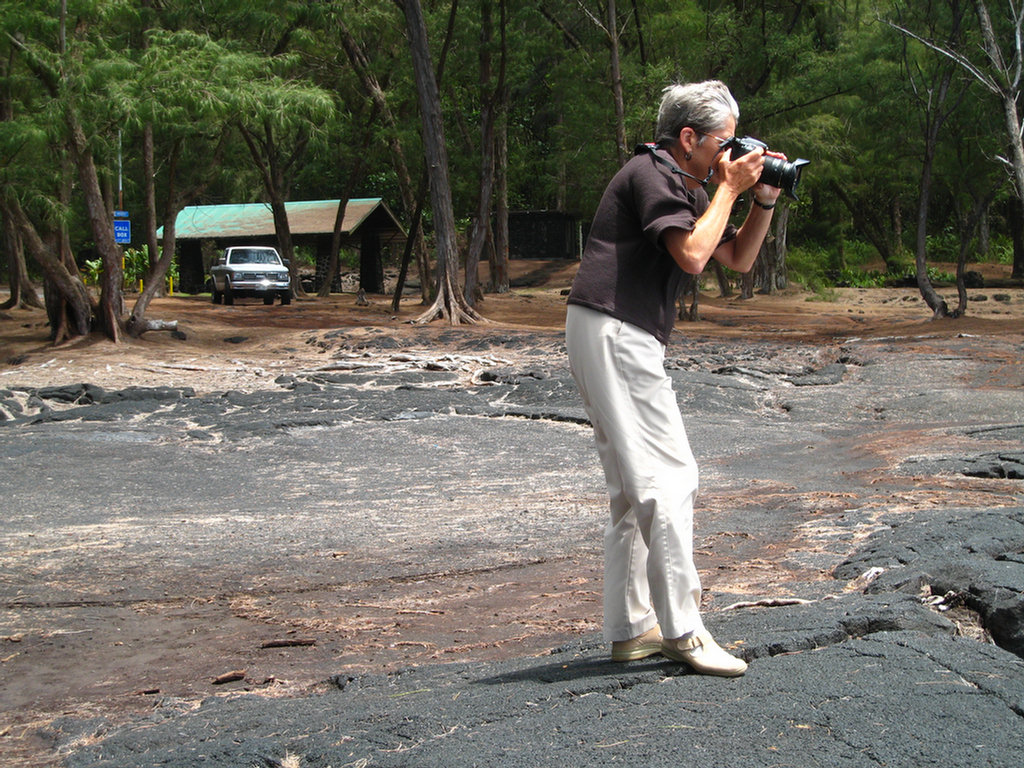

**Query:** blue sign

left=114, top=219, right=131, bottom=244
left=113, top=210, right=130, bottom=218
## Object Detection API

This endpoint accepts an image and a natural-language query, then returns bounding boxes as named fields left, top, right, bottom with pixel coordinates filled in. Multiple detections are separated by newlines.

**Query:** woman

left=566, top=81, right=782, bottom=676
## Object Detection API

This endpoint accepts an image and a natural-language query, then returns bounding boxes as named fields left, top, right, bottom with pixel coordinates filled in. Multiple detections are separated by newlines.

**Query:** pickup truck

left=209, top=246, right=293, bottom=305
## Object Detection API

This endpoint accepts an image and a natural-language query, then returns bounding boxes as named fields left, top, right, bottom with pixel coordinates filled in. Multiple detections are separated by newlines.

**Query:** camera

left=722, top=136, right=809, bottom=200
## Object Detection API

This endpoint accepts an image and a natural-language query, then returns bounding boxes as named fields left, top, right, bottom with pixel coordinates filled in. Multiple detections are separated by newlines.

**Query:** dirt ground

left=1, top=260, right=1022, bottom=766
left=2, top=260, right=1022, bottom=392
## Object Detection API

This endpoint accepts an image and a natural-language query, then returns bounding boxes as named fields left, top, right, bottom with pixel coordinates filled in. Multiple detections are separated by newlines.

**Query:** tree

left=489, top=76, right=511, bottom=294
left=973, top=0, right=1024, bottom=279
left=235, top=80, right=333, bottom=299
left=749, top=204, right=791, bottom=296
left=400, top=0, right=484, bottom=324
left=5, top=0, right=129, bottom=342
left=237, top=118, right=312, bottom=295
left=120, top=29, right=237, bottom=336
left=0, top=59, right=42, bottom=311
left=5, top=0, right=1024, bottom=345
left=337, top=14, right=433, bottom=303
left=0, top=203, right=43, bottom=310
left=462, top=0, right=507, bottom=306
left=887, top=0, right=1024, bottom=281
left=898, top=1, right=973, bottom=317
left=575, top=1, right=628, bottom=165
left=2, top=192, right=91, bottom=341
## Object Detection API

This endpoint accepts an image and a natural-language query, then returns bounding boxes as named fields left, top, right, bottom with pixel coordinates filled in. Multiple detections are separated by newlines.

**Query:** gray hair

left=655, top=81, right=739, bottom=146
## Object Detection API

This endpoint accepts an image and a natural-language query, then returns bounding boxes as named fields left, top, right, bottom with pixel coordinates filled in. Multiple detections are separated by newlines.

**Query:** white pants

left=566, top=304, right=704, bottom=642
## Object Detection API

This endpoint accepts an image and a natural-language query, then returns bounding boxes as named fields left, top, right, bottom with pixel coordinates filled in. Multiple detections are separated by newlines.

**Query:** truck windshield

left=230, top=249, right=280, bottom=265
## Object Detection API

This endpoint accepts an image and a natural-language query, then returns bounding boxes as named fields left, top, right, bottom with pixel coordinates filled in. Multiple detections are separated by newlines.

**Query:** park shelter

left=162, top=198, right=405, bottom=294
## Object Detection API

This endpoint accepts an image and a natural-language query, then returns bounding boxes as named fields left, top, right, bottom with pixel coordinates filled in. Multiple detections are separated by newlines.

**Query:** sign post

left=113, top=210, right=130, bottom=245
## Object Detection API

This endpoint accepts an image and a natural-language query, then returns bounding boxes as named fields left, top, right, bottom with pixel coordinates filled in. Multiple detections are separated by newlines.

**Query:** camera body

left=722, top=136, right=809, bottom=200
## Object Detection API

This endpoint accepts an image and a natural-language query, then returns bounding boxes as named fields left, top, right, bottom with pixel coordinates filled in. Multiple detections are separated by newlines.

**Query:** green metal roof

left=161, top=198, right=403, bottom=240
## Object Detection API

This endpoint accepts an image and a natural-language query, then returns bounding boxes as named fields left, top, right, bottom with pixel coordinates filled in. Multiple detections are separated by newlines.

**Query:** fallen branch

left=212, top=670, right=246, bottom=685
left=130, top=318, right=179, bottom=334
left=344, top=601, right=445, bottom=615
left=260, top=637, right=316, bottom=649
left=723, top=597, right=814, bottom=611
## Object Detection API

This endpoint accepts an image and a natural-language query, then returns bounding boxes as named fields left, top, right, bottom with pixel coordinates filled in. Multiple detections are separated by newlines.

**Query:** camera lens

left=761, top=156, right=810, bottom=200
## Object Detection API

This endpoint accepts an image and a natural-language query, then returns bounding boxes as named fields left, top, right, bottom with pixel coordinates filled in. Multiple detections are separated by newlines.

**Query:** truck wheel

left=224, top=285, right=234, bottom=305
left=212, top=287, right=222, bottom=304
left=280, top=289, right=292, bottom=305
left=263, top=293, right=275, bottom=305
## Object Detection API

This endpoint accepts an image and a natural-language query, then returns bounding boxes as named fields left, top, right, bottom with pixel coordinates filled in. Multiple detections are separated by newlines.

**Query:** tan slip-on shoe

left=611, top=625, right=663, bottom=662
left=661, top=629, right=747, bottom=677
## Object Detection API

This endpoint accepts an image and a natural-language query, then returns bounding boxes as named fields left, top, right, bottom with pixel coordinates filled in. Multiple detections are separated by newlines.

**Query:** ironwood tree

left=400, top=0, right=484, bottom=325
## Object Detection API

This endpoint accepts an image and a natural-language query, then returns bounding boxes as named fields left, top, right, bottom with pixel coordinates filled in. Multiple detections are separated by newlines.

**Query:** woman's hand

left=751, top=150, right=787, bottom=206
left=717, top=146, right=767, bottom=196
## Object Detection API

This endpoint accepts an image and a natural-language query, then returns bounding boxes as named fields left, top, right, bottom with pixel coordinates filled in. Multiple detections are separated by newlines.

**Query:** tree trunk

left=607, top=0, right=628, bottom=165
left=677, top=273, right=700, bottom=321
left=319, top=133, right=371, bottom=297
left=0, top=201, right=43, bottom=310
left=4, top=193, right=91, bottom=341
left=489, top=80, right=511, bottom=293
left=891, top=197, right=904, bottom=259
left=127, top=130, right=226, bottom=332
left=754, top=204, right=790, bottom=293
left=319, top=198, right=350, bottom=298
left=1011, top=197, right=1024, bottom=280
left=912, top=53, right=958, bottom=319
left=270, top=196, right=301, bottom=294
left=401, top=0, right=484, bottom=325
left=974, top=0, right=1024, bottom=279
left=127, top=215, right=179, bottom=337
left=0, top=55, right=43, bottom=311
left=978, top=203, right=990, bottom=257
left=142, top=122, right=162, bottom=294
left=67, top=110, right=122, bottom=341
left=464, top=0, right=499, bottom=307
left=338, top=19, right=433, bottom=302
left=830, top=180, right=895, bottom=268
left=238, top=121, right=308, bottom=298
left=952, top=188, right=996, bottom=317
left=740, top=267, right=754, bottom=299
left=914, top=147, right=950, bottom=317
left=392, top=180, right=429, bottom=312
left=712, top=261, right=732, bottom=297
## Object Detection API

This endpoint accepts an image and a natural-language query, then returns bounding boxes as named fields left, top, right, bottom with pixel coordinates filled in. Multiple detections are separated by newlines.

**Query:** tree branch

left=882, top=16, right=1000, bottom=94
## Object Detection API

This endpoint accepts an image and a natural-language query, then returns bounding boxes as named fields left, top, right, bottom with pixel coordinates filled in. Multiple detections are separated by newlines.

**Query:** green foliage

left=122, top=246, right=150, bottom=288
left=786, top=245, right=834, bottom=296
left=925, top=229, right=960, bottom=263
left=338, top=248, right=359, bottom=270
left=3, top=0, right=1021, bottom=294
left=82, top=258, right=103, bottom=286
left=82, top=246, right=178, bottom=291
left=987, top=235, right=1014, bottom=265
left=786, top=241, right=959, bottom=295
left=833, top=267, right=891, bottom=289
left=292, top=246, right=317, bottom=268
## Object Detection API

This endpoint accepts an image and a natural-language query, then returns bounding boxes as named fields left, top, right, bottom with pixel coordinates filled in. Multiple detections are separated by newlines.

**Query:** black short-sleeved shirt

left=567, top=148, right=737, bottom=345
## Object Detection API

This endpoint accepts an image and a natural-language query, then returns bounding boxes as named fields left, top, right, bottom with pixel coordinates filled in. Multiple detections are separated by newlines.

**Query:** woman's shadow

left=474, top=638, right=685, bottom=689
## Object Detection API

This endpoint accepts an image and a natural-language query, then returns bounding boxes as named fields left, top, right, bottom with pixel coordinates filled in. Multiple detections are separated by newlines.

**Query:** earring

left=684, top=151, right=692, bottom=161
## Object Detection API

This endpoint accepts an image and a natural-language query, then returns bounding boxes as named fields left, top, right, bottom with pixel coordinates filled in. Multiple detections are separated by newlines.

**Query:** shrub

left=83, top=246, right=179, bottom=292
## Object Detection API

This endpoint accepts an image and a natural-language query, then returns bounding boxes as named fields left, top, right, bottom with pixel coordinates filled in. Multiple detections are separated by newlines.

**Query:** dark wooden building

left=508, top=211, right=581, bottom=260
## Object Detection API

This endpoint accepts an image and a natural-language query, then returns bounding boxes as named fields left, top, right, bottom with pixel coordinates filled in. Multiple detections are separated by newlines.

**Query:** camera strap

left=634, top=143, right=711, bottom=188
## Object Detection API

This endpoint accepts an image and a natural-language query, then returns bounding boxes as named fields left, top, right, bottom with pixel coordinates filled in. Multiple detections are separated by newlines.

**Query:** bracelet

left=753, top=198, right=776, bottom=210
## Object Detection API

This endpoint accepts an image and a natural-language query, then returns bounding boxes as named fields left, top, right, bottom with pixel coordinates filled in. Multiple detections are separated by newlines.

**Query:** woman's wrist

left=752, top=196, right=776, bottom=210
